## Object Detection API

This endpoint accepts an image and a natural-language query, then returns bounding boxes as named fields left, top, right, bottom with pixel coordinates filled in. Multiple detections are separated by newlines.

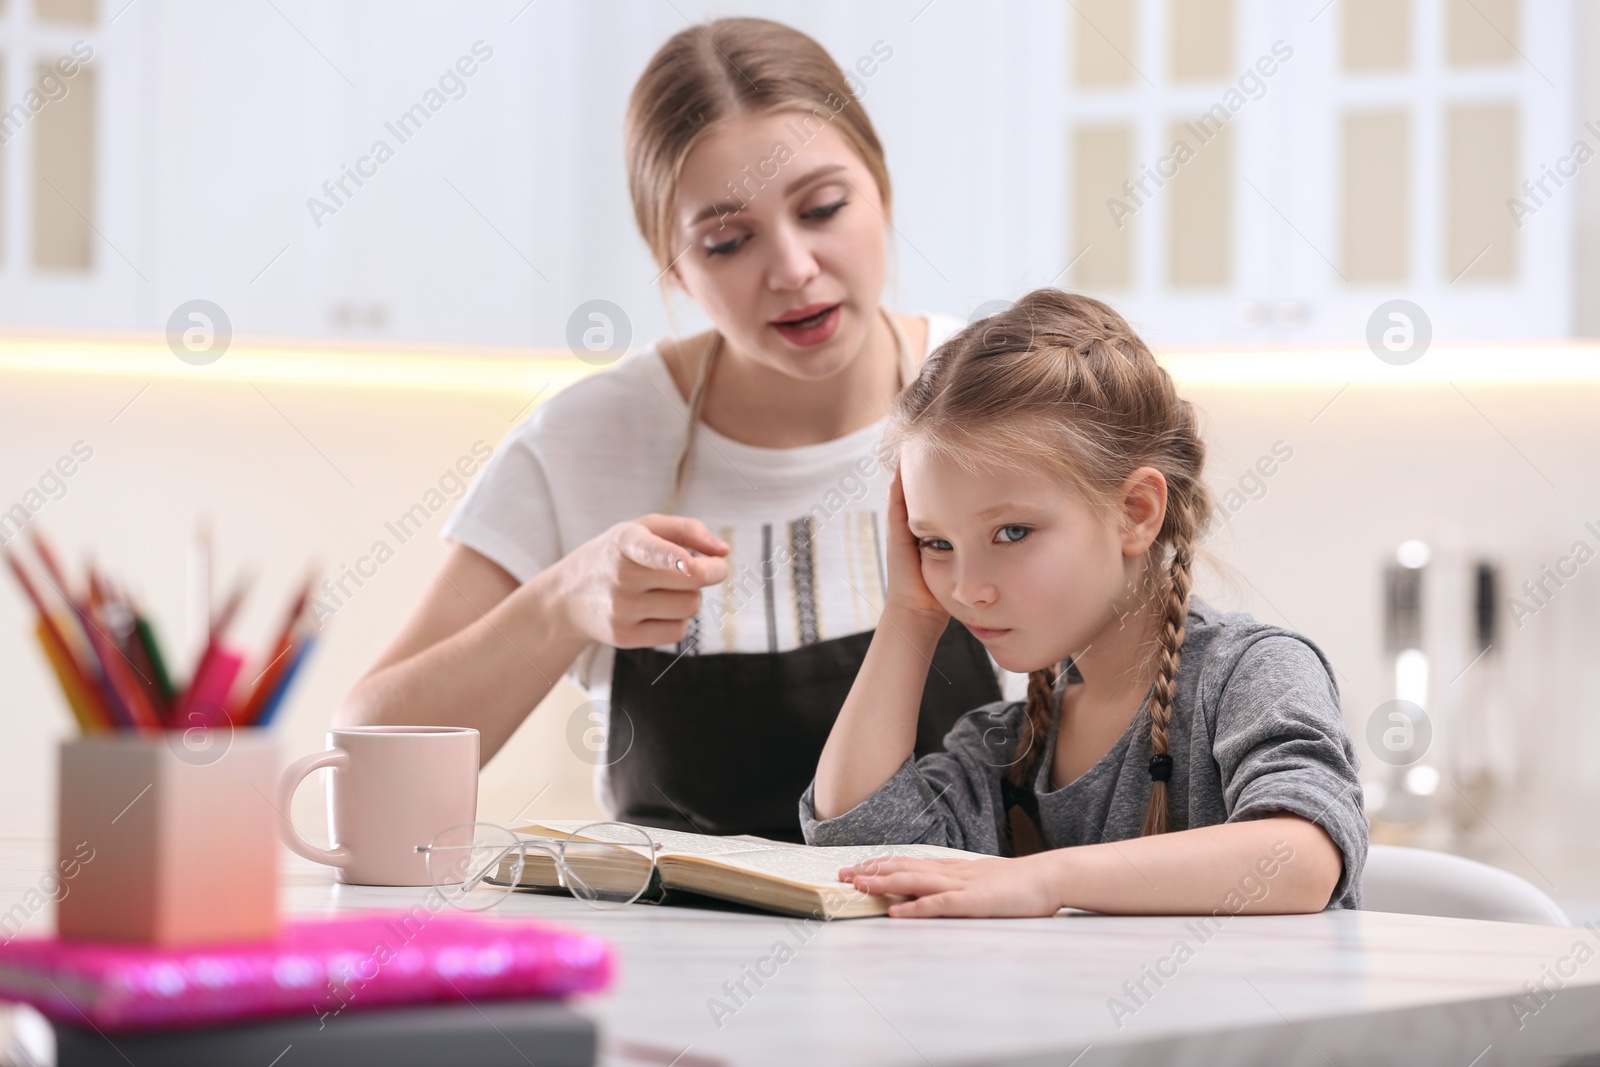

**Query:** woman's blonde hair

left=886, top=288, right=1212, bottom=836
left=623, top=16, right=892, bottom=273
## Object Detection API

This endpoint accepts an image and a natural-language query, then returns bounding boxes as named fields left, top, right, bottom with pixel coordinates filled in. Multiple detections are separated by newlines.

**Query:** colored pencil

left=210, top=568, right=254, bottom=641
left=75, top=561, right=162, bottom=732
left=5, top=548, right=112, bottom=731
left=132, top=611, right=177, bottom=708
left=17, top=537, right=136, bottom=729
left=233, top=572, right=315, bottom=724
left=88, top=560, right=170, bottom=725
left=254, top=634, right=317, bottom=726
left=233, top=642, right=293, bottom=725
left=188, top=520, right=211, bottom=664
left=170, top=641, right=246, bottom=730
left=32, top=618, right=103, bottom=733
left=5, top=528, right=314, bottom=736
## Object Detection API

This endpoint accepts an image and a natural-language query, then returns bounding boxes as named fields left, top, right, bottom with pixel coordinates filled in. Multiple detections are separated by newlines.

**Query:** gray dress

left=799, top=599, right=1368, bottom=909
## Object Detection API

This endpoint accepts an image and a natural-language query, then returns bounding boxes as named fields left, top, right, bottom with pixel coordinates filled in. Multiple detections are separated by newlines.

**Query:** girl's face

left=899, top=441, right=1167, bottom=674
left=669, top=109, right=889, bottom=381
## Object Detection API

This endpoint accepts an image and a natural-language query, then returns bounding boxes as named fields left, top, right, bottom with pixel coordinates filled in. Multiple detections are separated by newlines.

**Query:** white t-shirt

left=441, top=311, right=1021, bottom=803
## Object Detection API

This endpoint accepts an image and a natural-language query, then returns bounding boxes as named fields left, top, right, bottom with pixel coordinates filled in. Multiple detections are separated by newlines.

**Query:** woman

left=338, top=17, right=1002, bottom=842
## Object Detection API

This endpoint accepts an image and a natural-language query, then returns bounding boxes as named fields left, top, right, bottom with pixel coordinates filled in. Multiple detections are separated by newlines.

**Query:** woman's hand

left=837, top=854, right=1062, bottom=918
left=553, top=514, right=730, bottom=648
left=883, top=467, right=948, bottom=625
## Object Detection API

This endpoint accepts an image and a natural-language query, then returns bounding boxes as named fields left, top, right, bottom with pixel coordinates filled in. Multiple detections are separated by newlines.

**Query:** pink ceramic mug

left=277, top=726, right=479, bottom=886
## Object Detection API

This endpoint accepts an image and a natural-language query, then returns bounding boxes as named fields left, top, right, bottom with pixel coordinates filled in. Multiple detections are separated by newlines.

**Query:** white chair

left=1361, top=844, right=1570, bottom=925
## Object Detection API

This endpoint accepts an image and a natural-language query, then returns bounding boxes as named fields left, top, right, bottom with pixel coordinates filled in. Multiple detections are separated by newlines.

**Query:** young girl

left=802, top=288, right=1367, bottom=917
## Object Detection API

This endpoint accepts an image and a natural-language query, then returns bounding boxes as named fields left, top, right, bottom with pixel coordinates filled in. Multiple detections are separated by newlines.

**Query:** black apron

left=606, top=617, right=1002, bottom=842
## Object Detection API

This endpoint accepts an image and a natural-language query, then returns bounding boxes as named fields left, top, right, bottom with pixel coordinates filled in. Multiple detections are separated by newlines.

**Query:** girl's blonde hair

left=886, top=288, right=1211, bottom=836
left=623, top=17, right=892, bottom=273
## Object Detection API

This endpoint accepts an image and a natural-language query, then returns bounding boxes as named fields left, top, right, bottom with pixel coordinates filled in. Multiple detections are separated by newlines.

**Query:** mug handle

left=277, top=749, right=352, bottom=868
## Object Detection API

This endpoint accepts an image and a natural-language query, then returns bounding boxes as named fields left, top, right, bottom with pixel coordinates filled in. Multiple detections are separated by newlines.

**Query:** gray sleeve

left=798, top=701, right=1025, bottom=855
left=1210, top=635, right=1369, bottom=909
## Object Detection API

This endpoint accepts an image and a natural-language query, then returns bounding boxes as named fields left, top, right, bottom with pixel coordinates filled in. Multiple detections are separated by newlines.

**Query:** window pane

left=1072, top=0, right=1138, bottom=88
left=1343, top=0, right=1411, bottom=71
left=35, top=0, right=97, bottom=24
left=1170, top=0, right=1232, bottom=82
left=1445, top=104, right=1516, bottom=281
left=1167, top=120, right=1230, bottom=287
left=32, top=65, right=97, bottom=271
left=1447, top=0, right=1517, bottom=66
left=1342, top=111, right=1410, bottom=282
left=1073, top=125, right=1135, bottom=289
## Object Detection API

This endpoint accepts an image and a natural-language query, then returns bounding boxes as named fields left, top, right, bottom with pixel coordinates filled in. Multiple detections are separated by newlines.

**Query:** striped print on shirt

left=664, top=507, right=889, bottom=655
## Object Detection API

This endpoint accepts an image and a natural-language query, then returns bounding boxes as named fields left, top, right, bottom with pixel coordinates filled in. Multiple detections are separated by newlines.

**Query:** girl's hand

left=554, top=514, right=730, bottom=648
left=838, top=854, right=1062, bottom=918
left=883, top=468, right=948, bottom=625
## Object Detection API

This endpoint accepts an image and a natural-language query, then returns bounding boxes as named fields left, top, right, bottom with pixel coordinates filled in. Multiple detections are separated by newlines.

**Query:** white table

left=280, top=857, right=1600, bottom=1067
left=5, top=842, right=1599, bottom=1067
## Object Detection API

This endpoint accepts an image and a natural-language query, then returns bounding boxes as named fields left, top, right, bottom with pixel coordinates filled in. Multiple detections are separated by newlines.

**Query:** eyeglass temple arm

left=416, top=839, right=565, bottom=892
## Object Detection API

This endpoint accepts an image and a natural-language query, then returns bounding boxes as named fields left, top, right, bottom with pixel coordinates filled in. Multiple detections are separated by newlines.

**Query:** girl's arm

left=811, top=470, right=951, bottom=821
left=841, top=813, right=1344, bottom=917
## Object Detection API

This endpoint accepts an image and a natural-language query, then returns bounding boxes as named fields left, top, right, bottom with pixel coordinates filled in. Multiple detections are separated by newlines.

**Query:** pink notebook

left=0, top=912, right=613, bottom=1032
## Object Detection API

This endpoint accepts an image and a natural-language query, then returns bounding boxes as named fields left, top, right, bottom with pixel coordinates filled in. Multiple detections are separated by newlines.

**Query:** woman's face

left=669, top=109, right=889, bottom=381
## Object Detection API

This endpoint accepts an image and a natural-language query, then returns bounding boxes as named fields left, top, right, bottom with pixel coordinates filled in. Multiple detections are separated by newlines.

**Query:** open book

left=508, top=821, right=988, bottom=920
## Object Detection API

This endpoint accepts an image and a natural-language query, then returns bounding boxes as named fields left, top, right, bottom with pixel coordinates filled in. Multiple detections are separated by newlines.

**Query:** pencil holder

left=56, top=727, right=279, bottom=944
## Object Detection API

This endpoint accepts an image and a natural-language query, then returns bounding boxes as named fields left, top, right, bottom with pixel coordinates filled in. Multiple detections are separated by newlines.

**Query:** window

left=1167, top=118, right=1231, bottom=287
left=36, top=0, right=98, bottom=24
left=1060, top=0, right=1552, bottom=341
left=1072, top=0, right=1138, bottom=88
left=0, top=0, right=101, bottom=273
left=1072, top=124, right=1135, bottom=288
left=1170, top=0, right=1232, bottom=82
left=1444, top=104, right=1517, bottom=281
left=1341, top=111, right=1410, bottom=282
left=1447, top=0, right=1518, bottom=66
left=33, top=59, right=96, bottom=270
left=1343, top=0, right=1411, bottom=72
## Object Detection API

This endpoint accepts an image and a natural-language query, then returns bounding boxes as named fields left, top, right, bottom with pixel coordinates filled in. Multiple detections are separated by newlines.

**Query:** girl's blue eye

left=919, top=537, right=952, bottom=552
left=996, top=525, right=1031, bottom=544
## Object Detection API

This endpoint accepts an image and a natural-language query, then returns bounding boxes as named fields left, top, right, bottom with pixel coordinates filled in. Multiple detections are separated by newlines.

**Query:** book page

left=707, top=843, right=984, bottom=888
left=516, top=821, right=988, bottom=891
left=516, top=820, right=785, bottom=858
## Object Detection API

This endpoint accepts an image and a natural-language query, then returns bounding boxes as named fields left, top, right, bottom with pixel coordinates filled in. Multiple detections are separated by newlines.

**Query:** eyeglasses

left=415, top=821, right=661, bottom=911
